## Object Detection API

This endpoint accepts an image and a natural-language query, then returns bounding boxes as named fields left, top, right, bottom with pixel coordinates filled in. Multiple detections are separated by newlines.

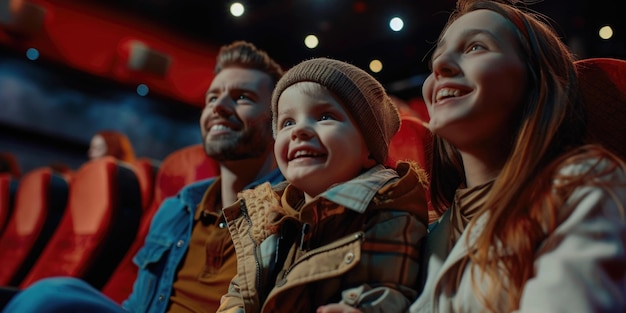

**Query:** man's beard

left=203, top=125, right=273, bottom=162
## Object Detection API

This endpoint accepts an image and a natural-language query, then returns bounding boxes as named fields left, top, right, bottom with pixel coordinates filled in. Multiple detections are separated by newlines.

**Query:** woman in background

left=87, top=130, right=135, bottom=163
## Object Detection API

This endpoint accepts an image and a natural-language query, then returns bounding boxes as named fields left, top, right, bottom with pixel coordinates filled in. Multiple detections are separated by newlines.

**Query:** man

left=2, top=40, right=284, bottom=313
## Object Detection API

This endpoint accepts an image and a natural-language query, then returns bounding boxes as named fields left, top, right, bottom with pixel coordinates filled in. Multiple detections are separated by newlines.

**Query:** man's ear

left=363, top=154, right=378, bottom=169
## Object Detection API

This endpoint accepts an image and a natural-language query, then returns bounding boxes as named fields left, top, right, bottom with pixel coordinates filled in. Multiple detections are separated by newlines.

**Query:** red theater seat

left=101, top=144, right=218, bottom=303
left=132, top=158, right=160, bottom=211
left=0, top=168, right=68, bottom=287
left=387, top=116, right=436, bottom=223
left=387, top=115, right=431, bottom=172
left=19, top=157, right=142, bottom=289
left=0, top=173, right=15, bottom=235
left=575, top=58, right=626, bottom=161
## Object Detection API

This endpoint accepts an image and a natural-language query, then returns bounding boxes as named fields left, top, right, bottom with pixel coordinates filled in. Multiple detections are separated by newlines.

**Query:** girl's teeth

left=436, top=88, right=461, bottom=101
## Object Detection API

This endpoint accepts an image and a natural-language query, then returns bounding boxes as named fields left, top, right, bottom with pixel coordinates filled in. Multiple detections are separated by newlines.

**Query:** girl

left=409, top=0, right=626, bottom=312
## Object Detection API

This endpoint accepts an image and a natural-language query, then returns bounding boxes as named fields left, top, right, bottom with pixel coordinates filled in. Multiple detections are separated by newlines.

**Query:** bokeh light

left=304, top=35, right=319, bottom=49
left=369, top=59, right=383, bottom=73
left=230, top=2, right=245, bottom=17
left=389, top=17, right=404, bottom=32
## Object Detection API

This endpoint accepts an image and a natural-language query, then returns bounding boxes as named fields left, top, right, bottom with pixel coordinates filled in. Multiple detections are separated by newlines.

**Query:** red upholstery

left=575, top=58, right=626, bottom=161
left=132, top=158, right=160, bottom=211
left=387, top=115, right=431, bottom=172
left=0, top=173, right=13, bottom=235
left=19, top=157, right=142, bottom=289
left=407, top=97, right=430, bottom=125
left=102, top=144, right=219, bottom=303
left=0, top=152, right=22, bottom=179
left=387, top=116, right=437, bottom=223
left=0, top=168, right=68, bottom=287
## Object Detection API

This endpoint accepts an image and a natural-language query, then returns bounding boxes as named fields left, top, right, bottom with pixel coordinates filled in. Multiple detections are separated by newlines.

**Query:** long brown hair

left=427, top=0, right=613, bottom=310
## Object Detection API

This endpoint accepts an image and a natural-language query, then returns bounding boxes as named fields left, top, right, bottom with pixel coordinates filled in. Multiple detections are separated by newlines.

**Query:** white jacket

left=411, top=156, right=626, bottom=313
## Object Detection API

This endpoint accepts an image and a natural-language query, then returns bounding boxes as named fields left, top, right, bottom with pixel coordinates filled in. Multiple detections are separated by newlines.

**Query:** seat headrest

left=153, top=144, right=218, bottom=203
left=575, top=57, right=626, bottom=160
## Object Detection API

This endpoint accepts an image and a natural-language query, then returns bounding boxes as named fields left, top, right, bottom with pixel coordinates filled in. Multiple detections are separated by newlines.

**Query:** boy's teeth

left=294, top=150, right=321, bottom=158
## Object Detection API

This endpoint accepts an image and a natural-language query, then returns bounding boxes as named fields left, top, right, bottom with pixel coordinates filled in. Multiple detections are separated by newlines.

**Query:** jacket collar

left=178, top=178, right=217, bottom=208
left=181, top=168, right=285, bottom=214
left=283, top=164, right=398, bottom=214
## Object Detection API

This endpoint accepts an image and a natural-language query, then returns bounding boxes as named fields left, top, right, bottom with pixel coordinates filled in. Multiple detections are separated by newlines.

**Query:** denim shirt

left=122, top=168, right=285, bottom=313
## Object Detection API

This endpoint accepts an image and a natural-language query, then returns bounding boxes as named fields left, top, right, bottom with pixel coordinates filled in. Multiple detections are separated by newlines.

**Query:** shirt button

left=348, top=292, right=358, bottom=299
left=176, top=240, right=184, bottom=247
left=158, top=294, right=165, bottom=302
left=344, top=252, right=354, bottom=264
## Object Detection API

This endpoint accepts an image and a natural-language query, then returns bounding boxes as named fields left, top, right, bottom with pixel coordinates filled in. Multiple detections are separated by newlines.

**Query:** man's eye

left=236, top=94, right=253, bottom=102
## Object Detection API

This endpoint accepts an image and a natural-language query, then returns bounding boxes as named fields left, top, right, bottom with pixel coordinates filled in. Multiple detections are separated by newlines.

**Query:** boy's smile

left=274, top=81, right=371, bottom=201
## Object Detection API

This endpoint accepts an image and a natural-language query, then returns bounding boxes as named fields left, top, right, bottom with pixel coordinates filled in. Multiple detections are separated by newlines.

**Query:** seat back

left=0, top=168, right=68, bottom=287
left=387, top=115, right=431, bottom=173
left=387, top=115, right=436, bottom=223
left=151, top=144, right=219, bottom=206
left=0, top=173, right=16, bottom=235
left=407, top=97, right=430, bottom=125
left=575, top=58, right=626, bottom=160
left=101, top=144, right=219, bottom=303
left=0, top=152, right=22, bottom=179
left=132, top=158, right=160, bottom=211
left=19, top=157, right=142, bottom=289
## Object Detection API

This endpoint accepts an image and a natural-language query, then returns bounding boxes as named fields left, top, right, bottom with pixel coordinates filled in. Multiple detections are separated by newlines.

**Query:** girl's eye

left=207, top=96, right=218, bottom=103
left=467, top=43, right=485, bottom=53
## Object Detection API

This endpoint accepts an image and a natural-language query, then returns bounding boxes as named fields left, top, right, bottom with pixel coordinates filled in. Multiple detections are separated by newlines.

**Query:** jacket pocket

left=133, top=239, right=172, bottom=268
left=127, top=239, right=172, bottom=312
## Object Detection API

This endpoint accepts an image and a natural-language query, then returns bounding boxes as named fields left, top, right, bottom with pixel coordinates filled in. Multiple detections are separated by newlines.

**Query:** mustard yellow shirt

left=168, top=177, right=237, bottom=312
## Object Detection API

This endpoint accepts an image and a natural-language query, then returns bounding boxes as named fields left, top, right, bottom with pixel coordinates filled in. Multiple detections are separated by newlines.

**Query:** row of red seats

left=0, top=144, right=220, bottom=303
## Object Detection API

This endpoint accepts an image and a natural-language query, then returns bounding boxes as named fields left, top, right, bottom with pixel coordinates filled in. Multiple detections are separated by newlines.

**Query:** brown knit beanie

left=271, top=58, right=401, bottom=164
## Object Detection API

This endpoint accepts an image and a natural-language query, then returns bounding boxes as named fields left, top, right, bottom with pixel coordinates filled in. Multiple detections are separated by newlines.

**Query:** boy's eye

left=320, top=113, right=335, bottom=121
left=281, top=119, right=295, bottom=128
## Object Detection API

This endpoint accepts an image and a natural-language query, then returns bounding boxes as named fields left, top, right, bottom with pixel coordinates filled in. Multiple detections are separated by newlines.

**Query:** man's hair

left=214, top=41, right=283, bottom=85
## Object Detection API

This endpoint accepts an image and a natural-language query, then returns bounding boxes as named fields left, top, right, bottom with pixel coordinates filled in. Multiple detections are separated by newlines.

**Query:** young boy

left=217, top=58, right=429, bottom=313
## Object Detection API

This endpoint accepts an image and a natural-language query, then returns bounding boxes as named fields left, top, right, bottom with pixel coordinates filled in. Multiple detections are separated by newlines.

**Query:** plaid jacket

left=219, top=162, right=429, bottom=313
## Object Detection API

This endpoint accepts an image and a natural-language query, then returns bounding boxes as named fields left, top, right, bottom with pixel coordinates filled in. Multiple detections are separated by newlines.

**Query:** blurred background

left=1, top=0, right=623, bottom=173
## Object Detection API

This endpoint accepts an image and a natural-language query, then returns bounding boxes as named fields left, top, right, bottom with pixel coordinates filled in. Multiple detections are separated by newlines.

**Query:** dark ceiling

left=37, top=0, right=626, bottom=98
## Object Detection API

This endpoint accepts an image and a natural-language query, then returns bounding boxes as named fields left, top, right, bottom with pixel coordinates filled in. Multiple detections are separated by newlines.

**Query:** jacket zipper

left=239, top=200, right=264, bottom=292
left=298, top=223, right=310, bottom=251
